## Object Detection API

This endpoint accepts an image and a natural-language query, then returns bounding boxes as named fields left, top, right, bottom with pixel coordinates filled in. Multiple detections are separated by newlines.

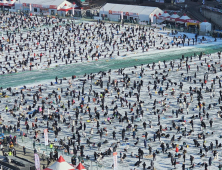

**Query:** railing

left=202, top=5, right=222, bottom=14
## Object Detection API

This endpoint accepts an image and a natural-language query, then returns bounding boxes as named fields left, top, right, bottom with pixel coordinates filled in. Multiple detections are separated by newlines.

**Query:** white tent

left=43, top=156, right=75, bottom=170
left=100, top=3, right=163, bottom=23
left=170, top=12, right=180, bottom=19
left=179, top=14, right=190, bottom=20
left=161, top=11, right=170, bottom=18
left=14, top=0, right=72, bottom=15
left=157, top=11, right=170, bottom=23
left=200, top=21, right=212, bottom=32
left=176, top=14, right=191, bottom=23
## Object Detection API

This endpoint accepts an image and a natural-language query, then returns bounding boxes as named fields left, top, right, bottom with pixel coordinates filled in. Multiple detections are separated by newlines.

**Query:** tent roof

left=161, top=13, right=170, bottom=17
left=129, top=6, right=147, bottom=14
left=16, top=0, right=66, bottom=6
left=180, top=14, right=190, bottom=20
left=58, top=156, right=65, bottom=162
left=200, top=22, right=211, bottom=26
left=170, top=13, right=180, bottom=18
left=101, top=3, right=161, bottom=16
left=139, top=6, right=157, bottom=15
left=57, top=2, right=72, bottom=11
left=44, top=156, right=75, bottom=170
left=108, top=4, right=124, bottom=11
left=76, top=163, right=86, bottom=170
left=8, top=0, right=15, bottom=4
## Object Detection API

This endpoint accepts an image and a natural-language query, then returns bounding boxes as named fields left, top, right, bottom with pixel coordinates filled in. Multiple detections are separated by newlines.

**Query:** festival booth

left=186, top=19, right=200, bottom=28
left=43, top=156, right=75, bottom=170
left=57, top=3, right=72, bottom=16
left=200, top=21, right=212, bottom=33
left=0, top=0, right=16, bottom=10
left=176, top=14, right=190, bottom=24
left=167, top=12, right=180, bottom=23
left=100, top=3, right=163, bottom=23
left=157, top=11, right=170, bottom=23
left=14, top=0, right=73, bottom=16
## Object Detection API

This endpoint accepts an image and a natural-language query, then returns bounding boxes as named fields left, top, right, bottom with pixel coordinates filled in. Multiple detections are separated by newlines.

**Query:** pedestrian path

left=0, top=144, right=53, bottom=170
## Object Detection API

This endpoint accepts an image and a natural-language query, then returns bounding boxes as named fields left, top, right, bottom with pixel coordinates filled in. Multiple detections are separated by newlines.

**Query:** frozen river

left=0, top=42, right=222, bottom=89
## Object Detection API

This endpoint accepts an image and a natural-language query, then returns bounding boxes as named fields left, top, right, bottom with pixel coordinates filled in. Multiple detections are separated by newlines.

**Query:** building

left=12, top=0, right=80, bottom=16
left=99, top=3, right=163, bottom=24
left=0, top=0, right=17, bottom=11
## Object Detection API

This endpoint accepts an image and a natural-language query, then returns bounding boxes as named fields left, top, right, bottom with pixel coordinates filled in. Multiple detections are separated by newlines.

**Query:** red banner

left=49, top=5, right=57, bottom=9
left=32, top=4, right=42, bottom=8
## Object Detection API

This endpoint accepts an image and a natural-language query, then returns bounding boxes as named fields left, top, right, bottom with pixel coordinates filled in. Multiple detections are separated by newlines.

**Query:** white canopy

left=179, top=14, right=190, bottom=20
left=170, top=12, right=180, bottom=19
left=161, top=11, right=170, bottom=17
left=43, top=156, right=75, bottom=170
left=100, top=3, right=163, bottom=22
left=200, top=21, right=212, bottom=32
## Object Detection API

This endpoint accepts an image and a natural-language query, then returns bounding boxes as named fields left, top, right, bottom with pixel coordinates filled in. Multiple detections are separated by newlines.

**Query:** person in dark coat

left=23, top=146, right=26, bottom=155
left=173, top=158, right=176, bottom=168
left=26, top=124, right=29, bottom=133
left=209, top=157, right=212, bottom=166
left=205, top=162, right=208, bottom=170
left=142, top=162, right=146, bottom=170
left=182, top=163, right=185, bottom=170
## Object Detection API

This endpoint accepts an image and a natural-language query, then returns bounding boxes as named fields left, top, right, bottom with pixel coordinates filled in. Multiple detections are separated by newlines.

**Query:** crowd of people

left=0, top=11, right=202, bottom=75
left=0, top=11, right=222, bottom=170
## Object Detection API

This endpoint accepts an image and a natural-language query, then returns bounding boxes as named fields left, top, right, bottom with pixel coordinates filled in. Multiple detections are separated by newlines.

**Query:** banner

left=121, top=11, right=123, bottom=20
left=34, top=153, right=40, bottom=170
left=103, top=8, right=104, bottom=17
left=150, top=14, right=153, bottom=23
left=29, top=3, right=31, bottom=12
left=32, top=4, right=42, bottom=8
left=113, top=152, right=118, bottom=170
left=72, top=5, right=74, bottom=15
left=44, top=129, right=48, bottom=145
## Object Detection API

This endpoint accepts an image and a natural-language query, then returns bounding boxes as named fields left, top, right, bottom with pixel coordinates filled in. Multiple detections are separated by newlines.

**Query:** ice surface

left=1, top=14, right=222, bottom=170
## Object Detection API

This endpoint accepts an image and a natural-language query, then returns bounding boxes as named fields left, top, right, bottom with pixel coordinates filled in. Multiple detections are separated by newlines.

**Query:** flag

left=151, top=14, right=153, bottom=23
left=29, top=3, right=32, bottom=12
left=34, top=153, right=40, bottom=170
left=72, top=4, right=75, bottom=16
left=103, top=8, right=104, bottom=17
left=44, top=129, right=48, bottom=145
left=113, top=152, right=118, bottom=170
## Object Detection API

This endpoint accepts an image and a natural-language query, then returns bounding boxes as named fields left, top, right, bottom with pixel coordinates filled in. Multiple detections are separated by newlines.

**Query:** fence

left=202, top=5, right=222, bottom=14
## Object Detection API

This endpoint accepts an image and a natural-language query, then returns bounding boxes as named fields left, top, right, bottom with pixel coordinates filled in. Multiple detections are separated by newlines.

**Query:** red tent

left=75, top=163, right=86, bottom=170
left=43, top=156, right=75, bottom=170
